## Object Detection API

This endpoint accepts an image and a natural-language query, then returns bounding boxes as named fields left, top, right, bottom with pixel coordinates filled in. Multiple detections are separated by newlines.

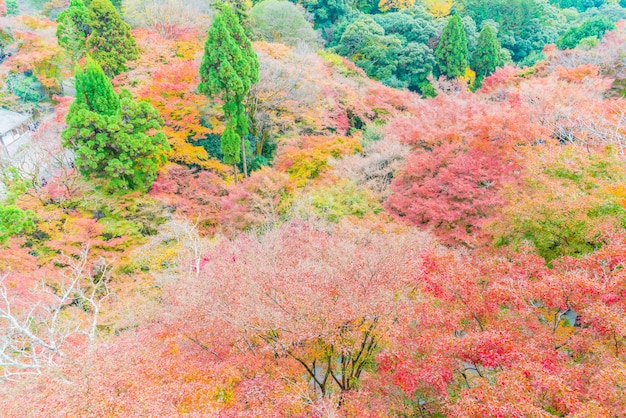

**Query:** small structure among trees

left=0, top=108, right=32, bottom=156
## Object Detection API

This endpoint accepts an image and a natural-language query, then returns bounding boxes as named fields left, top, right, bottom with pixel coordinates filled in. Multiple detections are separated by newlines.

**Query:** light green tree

left=198, top=3, right=259, bottom=178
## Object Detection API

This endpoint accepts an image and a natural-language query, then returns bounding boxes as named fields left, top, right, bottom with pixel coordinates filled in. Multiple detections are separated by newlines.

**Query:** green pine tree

left=74, top=56, right=119, bottom=115
left=435, top=14, right=469, bottom=79
left=471, top=25, right=503, bottom=89
left=86, top=0, right=138, bottom=77
left=56, top=0, right=92, bottom=63
left=198, top=3, right=259, bottom=178
left=63, top=60, right=169, bottom=192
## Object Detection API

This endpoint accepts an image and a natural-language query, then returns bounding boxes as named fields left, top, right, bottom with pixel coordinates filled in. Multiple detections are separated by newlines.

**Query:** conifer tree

left=198, top=3, right=259, bottom=178
left=435, top=14, right=468, bottom=79
left=471, top=25, right=503, bottom=88
left=63, top=59, right=168, bottom=192
left=6, top=0, right=17, bottom=16
left=56, top=0, right=91, bottom=63
left=74, top=56, right=119, bottom=115
left=86, top=0, right=138, bottom=76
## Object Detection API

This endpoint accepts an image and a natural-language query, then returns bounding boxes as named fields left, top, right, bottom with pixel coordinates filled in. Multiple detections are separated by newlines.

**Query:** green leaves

left=0, top=205, right=36, bottom=244
left=74, top=56, right=119, bottom=115
left=86, top=0, right=138, bottom=76
left=56, top=0, right=91, bottom=63
left=471, top=25, right=504, bottom=88
left=199, top=3, right=259, bottom=174
left=435, top=14, right=469, bottom=79
left=63, top=61, right=169, bottom=192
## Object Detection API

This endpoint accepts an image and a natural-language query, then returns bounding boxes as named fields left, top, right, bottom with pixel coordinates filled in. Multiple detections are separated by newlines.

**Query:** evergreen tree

left=74, top=56, right=119, bottom=115
left=56, top=0, right=91, bottom=63
left=63, top=60, right=169, bottom=192
left=86, top=0, right=138, bottom=76
left=471, top=25, right=503, bottom=88
left=83, top=0, right=122, bottom=11
left=6, top=0, right=17, bottom=16
left=435, top=14, right=469, bottom=79
left=198, top=3, right=259, bottom=178
left=223, top=0, right=253, bottom=36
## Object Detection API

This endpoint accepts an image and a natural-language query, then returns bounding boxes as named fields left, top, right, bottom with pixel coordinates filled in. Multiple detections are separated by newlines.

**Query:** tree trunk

left=241, top=136, right=248, bottom=178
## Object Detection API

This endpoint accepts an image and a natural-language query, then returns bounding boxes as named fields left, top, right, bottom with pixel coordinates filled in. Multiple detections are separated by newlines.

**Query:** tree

left=198, top=3, right=259, bottom=178
left=73, top=56, right=119, bottom=115
left=334, top=17, right=401, bottom=82
left=378, top=0, right=416, bottom=12
left=435, top=14, right=469, bottom=79
left=123, top=0, right=213, bottom=39
left=250, top=0, right=320, bottom=48
left=557, top=17, right=616, bottom=50
left=5, top=0, right=17, bottom=16
left=62, top=59, right=169, bottom=192
left=471, top=24, right=503, bottom=88
left=56, top=0, right=91, bottom=63
left=86, top=0, right=138, bottom=76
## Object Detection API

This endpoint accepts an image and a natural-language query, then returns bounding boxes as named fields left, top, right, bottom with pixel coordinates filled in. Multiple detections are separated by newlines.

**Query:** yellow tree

left=423, top=0, right=454, bottom=17
left=378, top=0, right=415, bottom=12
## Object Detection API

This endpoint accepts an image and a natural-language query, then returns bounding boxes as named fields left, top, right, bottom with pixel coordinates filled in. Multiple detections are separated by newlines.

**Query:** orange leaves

left=556, top=64, right=601, bottom=83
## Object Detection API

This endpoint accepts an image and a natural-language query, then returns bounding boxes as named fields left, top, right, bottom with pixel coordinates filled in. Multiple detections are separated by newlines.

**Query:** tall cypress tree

left=471, top=25, right=503, bottom=88
left=86, top=0, right=137, bottom=76
left=56, top=0, right=91, bottom=63
left=74, top=56, right=119, bottom=115
left=435, top=14, right=468, bottom=79
left=198, top=3, right=259, bottom=178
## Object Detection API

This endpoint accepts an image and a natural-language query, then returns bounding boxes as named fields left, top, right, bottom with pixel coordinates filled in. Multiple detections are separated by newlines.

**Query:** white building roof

left=0, top=108, right=30, bottom=136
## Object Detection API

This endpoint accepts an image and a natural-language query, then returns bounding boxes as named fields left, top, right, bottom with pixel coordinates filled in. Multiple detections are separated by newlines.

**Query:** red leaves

left=386, top=142, right=514, bottom=244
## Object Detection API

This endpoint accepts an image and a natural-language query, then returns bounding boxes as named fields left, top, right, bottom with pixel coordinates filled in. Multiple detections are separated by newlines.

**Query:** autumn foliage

left=1, top=5, right=626, bottom=417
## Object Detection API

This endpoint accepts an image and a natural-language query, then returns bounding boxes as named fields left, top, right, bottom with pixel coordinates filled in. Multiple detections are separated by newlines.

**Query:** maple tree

left=123, top=0, right=213, bottom=39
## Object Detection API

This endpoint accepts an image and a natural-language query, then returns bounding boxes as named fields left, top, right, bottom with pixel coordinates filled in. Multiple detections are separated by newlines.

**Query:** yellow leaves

left=16, top=15, right=56, bottom=30
left=607, top=184, right=626, bottom=208
left=378, top=0, right=416, bottom=12
left=277, top=136, right=362, bottom=187
left=174, top=41, right=201, bottom=60
left=461, top=66, right=477, bottom=88
left=378, top=0, right=453, bottom=15
left=423, top=0, right=455, bottom=18
left=253, top=40, right=291, bottom=59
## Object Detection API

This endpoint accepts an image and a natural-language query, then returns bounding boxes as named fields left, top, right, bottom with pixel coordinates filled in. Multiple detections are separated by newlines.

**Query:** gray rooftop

left=0, top=108, right=30, bottom=136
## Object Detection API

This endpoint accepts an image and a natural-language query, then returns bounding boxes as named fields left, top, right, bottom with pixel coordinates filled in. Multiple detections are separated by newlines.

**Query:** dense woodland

left=0, top=0, right=626, bottom=416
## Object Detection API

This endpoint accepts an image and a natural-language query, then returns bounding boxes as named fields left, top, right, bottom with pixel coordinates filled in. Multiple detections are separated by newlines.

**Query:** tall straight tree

left=435, top=14, right=469, bottom=79
left=471, top=25, right=503, bottom=89
left=198, top=2, right=259, bottom=178
left=86, top=0, right=138, bottom=76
